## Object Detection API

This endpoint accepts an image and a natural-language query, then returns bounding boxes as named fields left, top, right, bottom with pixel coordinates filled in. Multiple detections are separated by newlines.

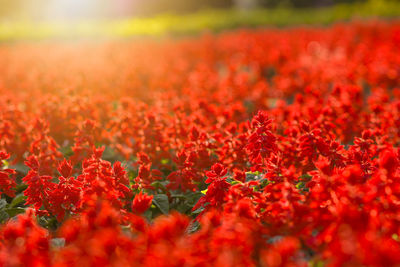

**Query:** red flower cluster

left=0, top=20, right=400, bottom=266
left=0, top=152, right=16, bottom=197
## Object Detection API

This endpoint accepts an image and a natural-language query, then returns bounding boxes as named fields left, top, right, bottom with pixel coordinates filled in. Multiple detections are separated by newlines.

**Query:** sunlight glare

left=44, top=0, right=103, bottom=21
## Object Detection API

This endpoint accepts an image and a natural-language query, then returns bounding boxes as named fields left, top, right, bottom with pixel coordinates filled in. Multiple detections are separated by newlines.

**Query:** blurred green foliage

left=0, top=0, right=398, bottom=41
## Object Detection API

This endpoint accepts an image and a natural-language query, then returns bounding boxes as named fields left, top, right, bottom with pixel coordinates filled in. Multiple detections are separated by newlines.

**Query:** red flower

left=193, top=163, right=230, bottom=213
left=246, top=110, right=278, bottom=169
left=379, top=148, right=399, bottom=176
left=58, top=159, right=73, bottom=178
left=22, top=155, right=56, bottom=213
left=0, top=151, right=16, bottom=197
left=131, top=191, right=153, bottom=214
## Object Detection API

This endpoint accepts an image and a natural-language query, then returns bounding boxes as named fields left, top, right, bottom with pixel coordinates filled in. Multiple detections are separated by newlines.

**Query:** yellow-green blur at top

left=0, top=0, right=398, bottom=41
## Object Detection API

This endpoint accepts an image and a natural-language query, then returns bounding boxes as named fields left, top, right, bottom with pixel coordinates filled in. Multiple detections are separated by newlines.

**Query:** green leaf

left=102, top=146, right=118, bottom=161
left=0, top=210, right=9, bottom=223
left=143, top=209, right=153, bottom=221
left=186, top=221, right=200, bottom=234
left=309, top=260, right=325, bottom=267
left=1, top=160, right=9, bottom=168
left=184, top=192, right=203, bottom=204
left=0, top=199, right=7, bottom=210
left=150, top=181, right=167, bottom=190
left=51, top=238, right=65, bottom=248
left=153, top=194, right=169, bottom=214
left=296, top=181, right=305, bottom=189
left=161, top=158, right=169, bottom=165
left=10, top=163, right=29, bottom=175
left=14, top=183, right=28, bottom=193
left=191, top=206, right=205, bottom=215
left=59, top=146, right=73, bottom=158
left=38, top=216, right=49, bottom=228
left=5, top=207, right=26, bottom=217
left=245, top=171, right=262, bottom=181
left=175, top=202, right=192, bottom=214
left=10, top=193, right=27, bottom=208
left=170, top=194, right=185, bottom=199
left=229, top=180, right=241, bottom=185
left=393, top=233, right=399, bottom=241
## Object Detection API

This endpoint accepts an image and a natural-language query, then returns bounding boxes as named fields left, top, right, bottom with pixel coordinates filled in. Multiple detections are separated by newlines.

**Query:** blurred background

left=0, top=0, right=396, bottom=20
left=0, top=0, right=398, bottom=40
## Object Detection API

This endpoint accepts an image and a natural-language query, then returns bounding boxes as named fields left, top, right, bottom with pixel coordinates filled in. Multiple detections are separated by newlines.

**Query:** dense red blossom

left=0, top=20, right=400, bottom=266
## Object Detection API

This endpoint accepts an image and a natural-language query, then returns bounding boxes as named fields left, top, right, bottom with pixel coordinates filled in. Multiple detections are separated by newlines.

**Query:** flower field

left=1, top=20, right=400, bottom=266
